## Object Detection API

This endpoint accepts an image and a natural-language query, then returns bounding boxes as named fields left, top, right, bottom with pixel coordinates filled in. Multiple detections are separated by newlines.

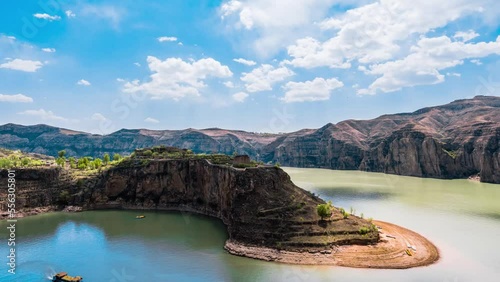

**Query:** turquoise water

left=1, top=168, right=500, bottom=281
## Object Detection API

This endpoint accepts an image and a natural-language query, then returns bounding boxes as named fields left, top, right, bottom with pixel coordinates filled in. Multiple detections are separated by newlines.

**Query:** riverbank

left=225, top=220, right=439, bottom=269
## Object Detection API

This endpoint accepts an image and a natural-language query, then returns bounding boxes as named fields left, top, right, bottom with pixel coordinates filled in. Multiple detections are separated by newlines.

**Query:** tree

left=103, top=153, right=110, bottom=165
left=69, top=157, right=77, bottom=169
left=316, top=202, right=333, bottom=220
left=56, top=157, right=65, bottom=167
left=58, top=150, right=66, bottom=158
left=112, top=153, right=121, bottom=161
left=93, top=158, right=103, bottom=169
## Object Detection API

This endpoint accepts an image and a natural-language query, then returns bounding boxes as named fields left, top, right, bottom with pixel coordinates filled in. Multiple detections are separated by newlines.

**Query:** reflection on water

left=0, top=168, right=499, bottom=281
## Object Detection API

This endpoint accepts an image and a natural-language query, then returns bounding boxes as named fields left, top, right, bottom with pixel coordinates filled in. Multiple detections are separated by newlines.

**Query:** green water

left=1, top=168, right=500, bottom=281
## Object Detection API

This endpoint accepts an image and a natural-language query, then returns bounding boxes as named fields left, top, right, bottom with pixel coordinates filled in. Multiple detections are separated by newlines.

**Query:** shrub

left=359, top=227, right=370, bottom=235
left=317, top=203, right=332, bottom=220
left=142, top=150, right=153, bottom=157
left=113, top=153, right=122, bottom=161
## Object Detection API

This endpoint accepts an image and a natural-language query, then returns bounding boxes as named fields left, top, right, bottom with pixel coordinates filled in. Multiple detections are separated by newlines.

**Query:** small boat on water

left=53, top=272, right=83, bottom=282
left=136, top=215, right=146, bottom=219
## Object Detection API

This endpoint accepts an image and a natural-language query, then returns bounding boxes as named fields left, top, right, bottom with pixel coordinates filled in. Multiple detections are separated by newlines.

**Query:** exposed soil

left=225, top=220, right=439, bottom=269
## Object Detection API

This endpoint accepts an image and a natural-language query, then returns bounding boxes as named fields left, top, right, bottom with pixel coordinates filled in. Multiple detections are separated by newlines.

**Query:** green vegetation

left=274, top=162, right=281, bottom=168
left=359, top=227, right=370, bottom=235
left=316, top=201, right=333, bottom=220
left=103, top=153, right=110, bottom=165
left=339, top=207, right=349, bottom=219
left=0, top=150, right=46, bottom=169
left=58, top=190, right=70, bottom=205
left=113, top=153, right=122, bottom=161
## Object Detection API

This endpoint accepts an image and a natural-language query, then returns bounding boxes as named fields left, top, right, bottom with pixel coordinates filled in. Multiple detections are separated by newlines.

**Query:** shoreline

left=2, top=208, right=439, bottom=269
left=225, top=220, right=439, bottom=269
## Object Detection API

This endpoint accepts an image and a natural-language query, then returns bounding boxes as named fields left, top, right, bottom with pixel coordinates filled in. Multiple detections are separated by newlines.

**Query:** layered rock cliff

left=261, top=95, right=500, bottom=183
left=0, top=155, right=378, bottom=250
left=1, top=95, right=499, bottom=183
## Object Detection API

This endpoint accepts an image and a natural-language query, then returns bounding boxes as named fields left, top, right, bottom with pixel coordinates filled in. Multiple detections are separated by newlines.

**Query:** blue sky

left=0, top=0, right=499, bottom=134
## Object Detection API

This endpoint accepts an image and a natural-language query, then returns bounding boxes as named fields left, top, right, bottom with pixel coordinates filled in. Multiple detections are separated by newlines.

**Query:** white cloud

left=178, top=42, right=183, bottom=46
left=123, top=56, right=233, bottom=100
left=358, top=35, right=500, bottom=94
left=157, top=36, right=178, bottom=42
left=232, top=92, right=249, bottom=102
left=470, top=59, right=482, bottom=65
left=91, top=113, right=107, bottom=121
left=0, top=94, right=33, bottom=103
left=134, top=62, right=141, bottom=67
left=233, top=58, right=256, bottom=66
left=42, top=48, right=56, bottom=53
left=219, top=0, right=350, bottom=56
left=282, top=77, right=343, bottom=102
left=33, top=13, right=61, bottom=21
left=6, top=36, right=15, bottom=40
left=223, top=81, right=235, bottom=88
left=116, top=78, right=125, bottom=82
left=0, top=59, right=43, bottom=72
left=453, top=30, right=479, bottom=42
left=446, top=72, right=461, bottom=77
left=77, top=79, right=91, bottom=86
left=285, top=0, right=486, bottom=68
left=18, top=109, right=68, bottom=121
left=240, top=64, right=294, bottom=92
left=65, top=10, right=76, bottom=18
left=144, top=117, right=160, bottom=123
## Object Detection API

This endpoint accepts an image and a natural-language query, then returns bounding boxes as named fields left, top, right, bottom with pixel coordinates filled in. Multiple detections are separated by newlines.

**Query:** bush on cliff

left=317, top=201, right=333, bottom=220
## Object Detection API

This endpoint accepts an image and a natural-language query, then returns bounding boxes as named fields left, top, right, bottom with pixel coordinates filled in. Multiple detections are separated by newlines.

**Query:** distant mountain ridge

left=1, top=95, right=499, bottom=183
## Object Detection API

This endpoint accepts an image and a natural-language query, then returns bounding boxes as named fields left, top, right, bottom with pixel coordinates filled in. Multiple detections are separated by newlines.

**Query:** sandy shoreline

left=225, top=220, right=439, bottom=269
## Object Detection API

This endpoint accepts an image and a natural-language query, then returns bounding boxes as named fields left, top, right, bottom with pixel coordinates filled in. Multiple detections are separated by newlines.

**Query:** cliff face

left=1, top=96, right=499, bottom=183
left=0, top=159, right=378, bottom=250
left=261, top=96, right=500, bottom=183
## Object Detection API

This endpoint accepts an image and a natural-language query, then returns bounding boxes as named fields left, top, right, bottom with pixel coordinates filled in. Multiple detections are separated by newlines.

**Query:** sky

left=0, top=0, right=499, bottom=135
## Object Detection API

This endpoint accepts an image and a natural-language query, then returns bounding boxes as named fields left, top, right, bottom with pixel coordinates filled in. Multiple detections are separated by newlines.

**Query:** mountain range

left=1, top=95, right=499, bottom=183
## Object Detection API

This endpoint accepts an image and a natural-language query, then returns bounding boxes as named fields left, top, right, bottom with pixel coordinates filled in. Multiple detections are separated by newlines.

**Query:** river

left=1, top=168, right=500, bottom=281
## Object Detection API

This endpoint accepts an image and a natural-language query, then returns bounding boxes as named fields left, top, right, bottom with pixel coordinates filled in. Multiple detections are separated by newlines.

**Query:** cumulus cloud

left=77, top=79, right=91, bottom=86
left=233, top=58, right=256, bottom=66
left=240, top=64, right=294, bottom=92
left=42, top=48, right=56, bottom=53
left=33, top=13, right=61, bottom=21
left=0, top=94, right=33, bottom=103
left=18, top=109, right=68, bottom=121
left=285, top=0, right=486, bottom=68
left=219, top=0, right=347, bottom=56
left=232, top=92, right=249, bottom=102
left=282, top=77, right=343, bottom=102
left=0, top=59, right=43, bottom=72
left=157, top=36, right=178, bottom=42
left=144, top=117, right=160, bottom=123
left=470, top=59, right=482, bottom=65
left=358, top=35, right=500, bottom=94
left=123, top=56, right=233, bottom=100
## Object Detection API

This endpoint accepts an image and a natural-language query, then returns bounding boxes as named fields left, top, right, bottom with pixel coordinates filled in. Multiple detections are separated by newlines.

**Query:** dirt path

left=224, top=220, right=440, bottom=269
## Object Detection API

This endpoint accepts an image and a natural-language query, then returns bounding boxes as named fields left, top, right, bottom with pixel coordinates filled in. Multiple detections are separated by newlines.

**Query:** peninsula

left=0, top=147, right=439, bottom=268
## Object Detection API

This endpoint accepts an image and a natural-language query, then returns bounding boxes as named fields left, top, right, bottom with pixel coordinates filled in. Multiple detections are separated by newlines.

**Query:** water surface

left=1, top=168, right=500, bottom=281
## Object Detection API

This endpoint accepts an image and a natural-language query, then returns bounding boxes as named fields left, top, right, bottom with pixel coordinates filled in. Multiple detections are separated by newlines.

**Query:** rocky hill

left=0, top=150, right=378, bottom=252
left=1, top=95, right=499, bottom=183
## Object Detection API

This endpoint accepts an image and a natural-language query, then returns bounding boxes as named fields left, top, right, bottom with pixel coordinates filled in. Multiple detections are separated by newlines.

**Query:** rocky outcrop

left=0, top=158, right=378, bottom=251
left=1, top=96, right=499, bottom=183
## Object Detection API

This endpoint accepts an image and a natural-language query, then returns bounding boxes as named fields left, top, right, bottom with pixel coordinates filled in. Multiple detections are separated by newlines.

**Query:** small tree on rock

left=317, top=202, right=333, bottom=220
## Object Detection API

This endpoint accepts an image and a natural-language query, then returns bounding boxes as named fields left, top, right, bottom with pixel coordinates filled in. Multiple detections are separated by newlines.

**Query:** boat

left=52, top=272, right=83, bottom=282
left=136, top=215, right=145, bottom=219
